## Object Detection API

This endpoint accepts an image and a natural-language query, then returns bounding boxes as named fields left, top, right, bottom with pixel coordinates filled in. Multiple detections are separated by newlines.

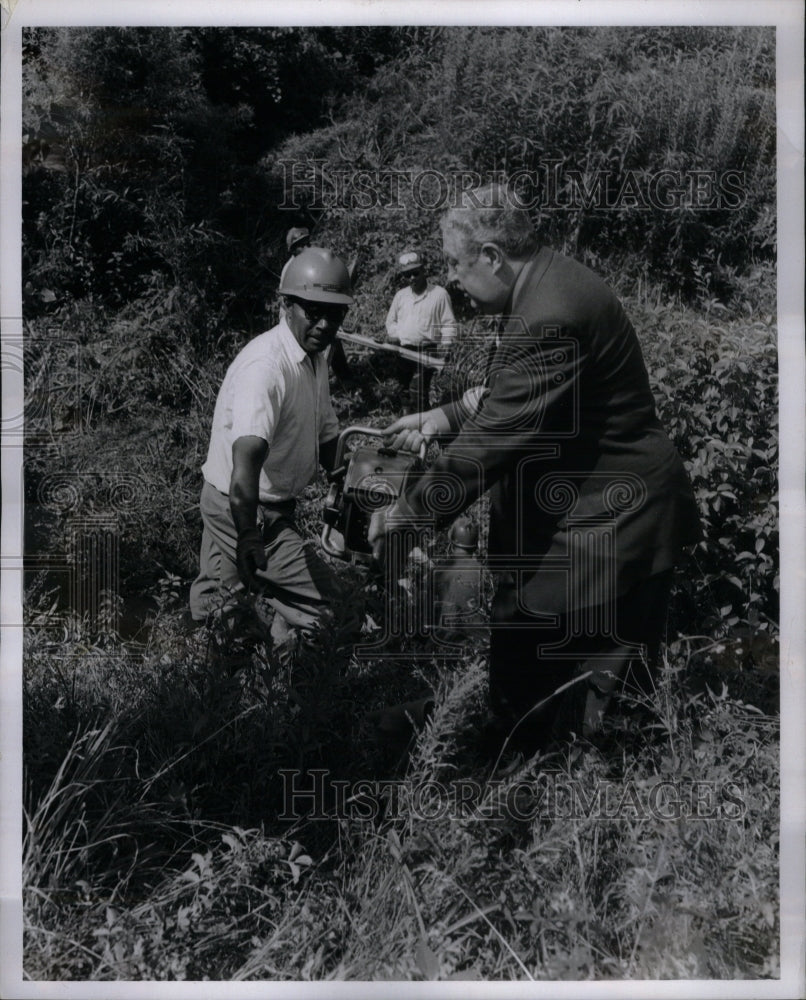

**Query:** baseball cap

left=286, top=227, right=311, bottom=252
left=398, top=250, right=423, bottom=274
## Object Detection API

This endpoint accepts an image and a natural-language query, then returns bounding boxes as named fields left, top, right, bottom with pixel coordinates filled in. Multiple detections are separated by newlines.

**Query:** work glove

left=236, top=527, right=267, bottom=590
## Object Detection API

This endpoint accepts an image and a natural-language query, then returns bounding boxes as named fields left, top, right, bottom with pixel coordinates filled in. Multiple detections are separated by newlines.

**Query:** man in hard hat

left=370, top=184, right=700, bottom=753
left=189, top=247, right=356, bottom=644
left=281, top=227, right=351, bottom=381
left=385, top=249, right=456, bottom=413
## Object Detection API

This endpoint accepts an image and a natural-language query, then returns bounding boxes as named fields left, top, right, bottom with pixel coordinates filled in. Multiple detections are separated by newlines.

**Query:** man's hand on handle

left=383, top=413, right=439, bottom=456
left=368, top=410, right=443, bottom=569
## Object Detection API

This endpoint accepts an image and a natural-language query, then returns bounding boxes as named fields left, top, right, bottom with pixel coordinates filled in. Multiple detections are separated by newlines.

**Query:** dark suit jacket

left=402, top=247, right=701, bottom=615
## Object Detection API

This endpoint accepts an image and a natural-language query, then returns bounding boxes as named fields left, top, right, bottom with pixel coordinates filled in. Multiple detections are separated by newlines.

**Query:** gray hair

left=441, top=183, right=538, bottom=260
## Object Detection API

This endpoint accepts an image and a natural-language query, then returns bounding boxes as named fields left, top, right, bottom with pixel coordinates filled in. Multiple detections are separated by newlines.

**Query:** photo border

left=2, top=2, right=803, bottom=997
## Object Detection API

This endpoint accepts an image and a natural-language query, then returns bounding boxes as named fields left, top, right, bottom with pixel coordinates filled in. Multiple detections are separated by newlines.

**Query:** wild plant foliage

left=24, top=26, right=774, bottom=329
left=23, top=26, right=403, bottom=331
left=278, top=26, right=774, bottom=304
left=19, top=25, right=779, bottom=982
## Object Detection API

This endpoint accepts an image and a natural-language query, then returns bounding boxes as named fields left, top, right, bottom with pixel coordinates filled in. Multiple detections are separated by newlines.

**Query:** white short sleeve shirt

left=202, top=320, right=340, bottom=502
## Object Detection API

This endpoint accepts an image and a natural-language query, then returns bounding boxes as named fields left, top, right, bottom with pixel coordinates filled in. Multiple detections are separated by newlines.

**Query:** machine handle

left=321, top=523, right=348, bottom=559
left=334, top=425, right=427, bottom=468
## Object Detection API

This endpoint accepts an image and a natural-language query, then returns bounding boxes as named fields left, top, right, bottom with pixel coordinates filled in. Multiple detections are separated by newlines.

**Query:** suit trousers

left=189, top=481, right=347, bottom=634
left=488, top=569, right=673, bottom=747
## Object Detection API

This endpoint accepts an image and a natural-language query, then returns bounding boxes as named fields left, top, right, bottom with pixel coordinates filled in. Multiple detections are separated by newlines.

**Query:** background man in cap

left=385, top=249, right=456, bottom=412
left=281, top=226, right=312, bottom=278
left=371, top=185, right=700, bottom=753
left=190, top=247, right=356, bottom=645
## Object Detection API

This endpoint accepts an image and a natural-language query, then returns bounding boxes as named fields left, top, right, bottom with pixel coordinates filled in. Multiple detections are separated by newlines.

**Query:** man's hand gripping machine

left=321, top=426, right=426, bottom=561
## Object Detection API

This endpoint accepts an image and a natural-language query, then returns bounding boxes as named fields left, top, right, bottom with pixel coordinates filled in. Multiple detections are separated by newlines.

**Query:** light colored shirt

left=385, top=283, right=456, bottom=346
left=202, top=319, right=339, bottom=502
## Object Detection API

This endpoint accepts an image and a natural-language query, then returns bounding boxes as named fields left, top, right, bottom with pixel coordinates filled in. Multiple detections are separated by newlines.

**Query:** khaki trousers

left=189, top=481, right=346, bottom=632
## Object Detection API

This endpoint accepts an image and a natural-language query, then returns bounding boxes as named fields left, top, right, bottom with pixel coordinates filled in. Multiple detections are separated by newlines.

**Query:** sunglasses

left=291, top=299, right=348, bottom=324
left=399, top=268, right=423, bottom=283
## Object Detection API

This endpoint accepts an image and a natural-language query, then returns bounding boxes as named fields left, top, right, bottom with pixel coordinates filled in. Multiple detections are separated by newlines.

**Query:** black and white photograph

left=1, top=0, right=803, bottom=994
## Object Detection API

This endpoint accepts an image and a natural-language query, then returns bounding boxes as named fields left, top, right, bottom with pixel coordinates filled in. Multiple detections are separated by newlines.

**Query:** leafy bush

left=633, top=300, right=778, bottom=633
left=274, top=26, right=774, bottom=308
left=19, top=24, right=779, bottom=983
left=23, top=27, right=407, bottom=329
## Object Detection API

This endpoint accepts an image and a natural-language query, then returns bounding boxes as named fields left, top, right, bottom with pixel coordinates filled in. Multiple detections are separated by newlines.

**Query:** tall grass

left=23, top=612, right=779, bottom=979
left=20, top=229, right=778, bottom=984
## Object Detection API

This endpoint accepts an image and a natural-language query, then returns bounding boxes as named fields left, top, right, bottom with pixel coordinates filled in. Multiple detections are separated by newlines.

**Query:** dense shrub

left=19, top=26, right=780, bottom=982
left=633, top=300, right=778, bottom=634
left=274, top=26, right=774, bottom=308
left=22, top=26, right=407, bottom=329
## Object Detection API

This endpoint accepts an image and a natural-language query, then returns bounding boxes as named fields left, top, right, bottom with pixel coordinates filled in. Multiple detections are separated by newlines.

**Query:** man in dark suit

left=370, top=183, right=700, bottom=751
